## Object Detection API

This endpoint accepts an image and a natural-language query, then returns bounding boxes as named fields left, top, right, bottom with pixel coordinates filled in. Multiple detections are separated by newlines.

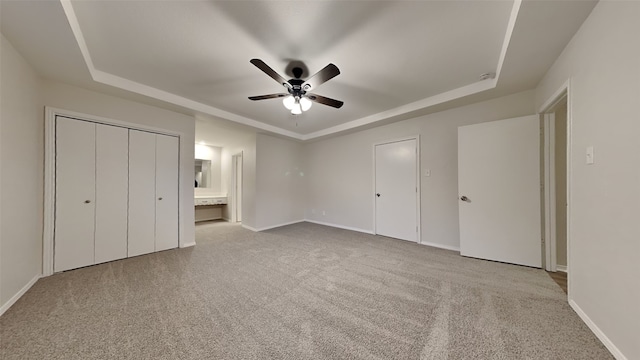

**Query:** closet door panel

left=155, top=134, right=179, bottom=251
left=55, top=117, right=96, bottom=272
left=128, top=130, right=156, bottom=257
left=95, top=124, right=129, bottom=264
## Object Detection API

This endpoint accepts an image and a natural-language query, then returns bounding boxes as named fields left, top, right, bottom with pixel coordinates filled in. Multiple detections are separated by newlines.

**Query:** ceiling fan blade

left=302, top=63, right=340, bottom=91
left=250, top=59, right=289, bottom=87
left=248, top=93, right=289, bottom=101
left=306, top=94, right=344, bottom=108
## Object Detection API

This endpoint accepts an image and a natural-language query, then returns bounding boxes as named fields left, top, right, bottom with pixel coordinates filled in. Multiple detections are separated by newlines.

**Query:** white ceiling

left=1, top=0, right=597, bottom=141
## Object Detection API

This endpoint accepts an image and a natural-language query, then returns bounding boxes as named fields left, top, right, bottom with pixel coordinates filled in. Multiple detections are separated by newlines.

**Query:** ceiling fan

left=248, top=59, right=344, bottom=115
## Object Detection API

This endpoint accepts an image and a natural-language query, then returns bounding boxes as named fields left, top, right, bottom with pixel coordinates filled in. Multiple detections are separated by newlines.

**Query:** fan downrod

left=292, top=67, right=304, bottom=79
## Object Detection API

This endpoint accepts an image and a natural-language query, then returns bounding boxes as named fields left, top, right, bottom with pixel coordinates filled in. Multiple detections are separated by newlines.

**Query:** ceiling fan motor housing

left=287, top=79, right=307, bottom=97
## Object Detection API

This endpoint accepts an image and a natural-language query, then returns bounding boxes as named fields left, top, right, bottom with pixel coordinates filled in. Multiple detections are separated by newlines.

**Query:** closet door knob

left=84, top=200, right=91, bottom=204
left=158, top=197, right=163, bottom=200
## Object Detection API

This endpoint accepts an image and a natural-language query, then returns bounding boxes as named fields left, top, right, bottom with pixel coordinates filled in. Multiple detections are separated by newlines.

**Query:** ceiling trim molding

left=495, top=0, right=522, bottom=80
left=91, top=69, right=304, bottom=139
left=60, top=0, right=522, bottom=141
left=60, top=0, right=304, bottom=140
left=300, top=80, right=495, bottom=141
left=60, top=0, right=95, bottom=70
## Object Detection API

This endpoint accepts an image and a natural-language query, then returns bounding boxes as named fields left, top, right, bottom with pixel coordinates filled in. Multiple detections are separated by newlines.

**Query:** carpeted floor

left=0, top=221, right=612, bottom=359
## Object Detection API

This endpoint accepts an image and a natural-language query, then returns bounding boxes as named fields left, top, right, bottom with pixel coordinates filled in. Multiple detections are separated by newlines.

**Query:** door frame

left=372, top=135, right=421, bottom=243
left=543, top=111, right=558, bottom=272
left=43, top=107, right=185, bottom=276
left=230, top=151, right=243, bottom=223
left=539, top=79, right=572, bottom=289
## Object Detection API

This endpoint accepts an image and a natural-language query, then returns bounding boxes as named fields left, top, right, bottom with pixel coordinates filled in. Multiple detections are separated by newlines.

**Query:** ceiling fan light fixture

left=282, top=95, right=295, bottom=110
left=291, top=102, right=303, bottom=115
left=299, top=96, right=312, bottom=112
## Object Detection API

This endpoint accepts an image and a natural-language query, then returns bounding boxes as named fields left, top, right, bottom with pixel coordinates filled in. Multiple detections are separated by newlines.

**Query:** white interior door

left=155, top=134, right=179, bottom=251
left=375, top=139, right=418, bottom=242
left=94, top=124, right=129, bottom=264
left=128, top=130, right=157, bottom=257
left=458, top=115, right=541, bottom=267
left=55, top=117, right=96, bottom=272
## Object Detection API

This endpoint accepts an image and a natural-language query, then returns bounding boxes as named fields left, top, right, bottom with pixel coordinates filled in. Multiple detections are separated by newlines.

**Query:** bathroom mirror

left=195, top=159, right=211, bottom=188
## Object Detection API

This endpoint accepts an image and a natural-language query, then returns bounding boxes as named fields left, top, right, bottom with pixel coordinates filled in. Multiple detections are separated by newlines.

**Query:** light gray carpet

left=0, top=221, right=612, bottom=359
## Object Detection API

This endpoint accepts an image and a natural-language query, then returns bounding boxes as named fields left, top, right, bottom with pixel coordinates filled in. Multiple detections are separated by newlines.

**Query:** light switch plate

left=586, top=146, right=594, bottom=165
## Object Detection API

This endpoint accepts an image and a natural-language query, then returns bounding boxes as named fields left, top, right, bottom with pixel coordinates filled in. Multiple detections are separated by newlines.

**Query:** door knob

left=84, top=200, right=91, bottom=204
left=376, top=193, right=381, bottom=197
left=158, top=197, right=163, bottom=200
left=460, top=196, right=469, bottom=202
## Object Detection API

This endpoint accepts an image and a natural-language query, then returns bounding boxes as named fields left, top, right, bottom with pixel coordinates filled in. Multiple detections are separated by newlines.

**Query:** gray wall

left=304, top=90, right=536, bottom=250
left=255, top=134, right=305, bottom=230
left=536, top=2, right=640, bottom=358
left=0, top=34, right=44, bottom=309
left=1, top=34, right=199, bottom=311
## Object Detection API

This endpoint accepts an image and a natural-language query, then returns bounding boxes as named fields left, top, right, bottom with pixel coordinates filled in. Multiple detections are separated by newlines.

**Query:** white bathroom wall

left=195, top=115, right=256, bottom=222
left=194, top=144, right=222, bottom=195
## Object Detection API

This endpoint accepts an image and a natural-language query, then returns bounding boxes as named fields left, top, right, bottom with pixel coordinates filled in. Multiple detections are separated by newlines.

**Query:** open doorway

left=231, top=152, right=243, bottom=223
left=541, top=84, right=570, bottom=296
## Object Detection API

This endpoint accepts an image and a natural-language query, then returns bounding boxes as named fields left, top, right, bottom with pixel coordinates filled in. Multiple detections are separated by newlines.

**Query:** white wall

left=305, top=90, right=535, bottom=249
left=536, top=2, right=640, bottom=359
left=0, top=35, right=44, bottom=310
left=254, top=134, right=305, bottom=230
left=194, top=144, right=222, bottom=195
left=42, top=81, right=197, bottom=247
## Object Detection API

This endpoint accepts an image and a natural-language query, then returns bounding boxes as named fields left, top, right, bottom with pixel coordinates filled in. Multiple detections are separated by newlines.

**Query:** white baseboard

left=241, top=224, right=258, bottom=232
left=0, top=274, right=40, bottom=317
left=258, top=220, right=305, bottom=231
left=569, top=299, right=627, bottom=360
left=419, top=240, right=460, bottom=252
left=242, top=220, right=305, bottom=232
left=304, top=219, right=374, bottom=234
left=556, top=265, right=567, bottom=273
left=180, top=242, right=196, bottom=248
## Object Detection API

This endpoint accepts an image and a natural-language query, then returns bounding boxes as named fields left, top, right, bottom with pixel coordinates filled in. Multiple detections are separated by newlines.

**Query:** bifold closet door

left=55, top=117, right=96, bottom=272
left=155, top=134, right=179, bottom=251
left=94, top=124, right=129, bottom=264
left=128, top=130, right=157, bottom=257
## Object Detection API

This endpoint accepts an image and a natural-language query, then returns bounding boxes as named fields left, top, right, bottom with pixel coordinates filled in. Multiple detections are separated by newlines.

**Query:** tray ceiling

left=1, top=0, right=597, bottom=140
